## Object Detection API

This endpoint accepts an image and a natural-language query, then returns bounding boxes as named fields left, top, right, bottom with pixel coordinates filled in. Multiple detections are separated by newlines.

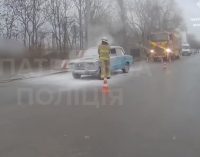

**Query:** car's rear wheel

left=73, top=73, right=81, bottom=79
left=122, top=63, right=130, bottom=73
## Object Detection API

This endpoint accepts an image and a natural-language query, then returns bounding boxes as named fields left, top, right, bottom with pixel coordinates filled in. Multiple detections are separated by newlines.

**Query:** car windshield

left=182, top=46, right=189, bottom=49
left=83, top=48, right=99, bottom=58
left=150, top=33, right=169, bottom=42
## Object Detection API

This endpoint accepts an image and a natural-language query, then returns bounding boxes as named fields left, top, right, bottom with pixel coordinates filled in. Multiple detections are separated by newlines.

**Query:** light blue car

left=71, top=46, right=133, bottom=79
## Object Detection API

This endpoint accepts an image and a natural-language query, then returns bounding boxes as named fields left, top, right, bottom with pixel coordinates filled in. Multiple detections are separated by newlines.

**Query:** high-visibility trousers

left=100, top=60, right=110, bottom=79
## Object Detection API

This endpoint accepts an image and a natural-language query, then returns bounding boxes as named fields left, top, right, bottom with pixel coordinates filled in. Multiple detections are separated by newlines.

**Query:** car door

left=115, top=48, right=125, bottom=69
left=110, top=48, right=118, bottom=71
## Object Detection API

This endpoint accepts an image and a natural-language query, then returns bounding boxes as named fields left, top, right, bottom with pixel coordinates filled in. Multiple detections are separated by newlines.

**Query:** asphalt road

left=1, top=55, right=200, bottom=157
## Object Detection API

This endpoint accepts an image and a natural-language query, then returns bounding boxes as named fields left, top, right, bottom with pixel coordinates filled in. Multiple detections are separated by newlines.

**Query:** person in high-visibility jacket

left=98, top=38, right=111, bottom=79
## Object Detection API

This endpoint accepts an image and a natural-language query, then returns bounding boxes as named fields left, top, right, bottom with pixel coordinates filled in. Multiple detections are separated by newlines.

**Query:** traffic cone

left=102, top=78, right=110, bottom=95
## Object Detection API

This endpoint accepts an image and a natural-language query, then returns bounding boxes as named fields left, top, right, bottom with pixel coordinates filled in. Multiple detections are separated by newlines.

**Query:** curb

left=0, top=69, right=68, bottom=84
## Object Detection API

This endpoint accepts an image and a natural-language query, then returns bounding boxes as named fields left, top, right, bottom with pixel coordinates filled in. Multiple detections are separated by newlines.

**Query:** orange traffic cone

left=102, top=78, right=110, bottom=95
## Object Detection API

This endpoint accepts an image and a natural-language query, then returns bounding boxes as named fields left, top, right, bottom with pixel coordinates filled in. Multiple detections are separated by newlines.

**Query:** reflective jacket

left=98, top=45, right=111, bottom=60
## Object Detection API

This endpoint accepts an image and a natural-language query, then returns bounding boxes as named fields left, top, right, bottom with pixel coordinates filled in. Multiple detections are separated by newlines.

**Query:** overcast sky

left=176, top=0, right=200, bottom=36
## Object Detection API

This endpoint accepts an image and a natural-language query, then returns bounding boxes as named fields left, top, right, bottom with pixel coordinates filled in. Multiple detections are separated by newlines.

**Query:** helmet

left=101, top=37, right=108, bottom=43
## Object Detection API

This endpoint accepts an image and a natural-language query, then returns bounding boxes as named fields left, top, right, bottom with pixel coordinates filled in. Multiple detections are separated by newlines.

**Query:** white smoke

left=88, top=24, right=114, bottom=47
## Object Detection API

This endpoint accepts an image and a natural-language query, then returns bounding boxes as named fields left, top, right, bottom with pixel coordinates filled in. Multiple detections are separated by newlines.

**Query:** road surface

left=0, top=55, right=200, bottom=157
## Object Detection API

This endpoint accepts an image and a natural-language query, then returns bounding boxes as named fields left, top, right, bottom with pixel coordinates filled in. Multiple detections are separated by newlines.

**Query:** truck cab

left=148, top=32, right=181, bottom=61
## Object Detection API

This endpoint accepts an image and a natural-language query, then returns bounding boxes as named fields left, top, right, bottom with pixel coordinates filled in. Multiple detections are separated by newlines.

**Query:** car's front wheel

left=122, top=63, right=130, bottom=73
left=73, top=73, right=81, bottom=79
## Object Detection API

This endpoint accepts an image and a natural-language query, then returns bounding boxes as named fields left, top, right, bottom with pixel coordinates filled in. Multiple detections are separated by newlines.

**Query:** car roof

left=89, top=46, right=123, bottom=49
left=182, top=43, right=190, bottom=46
left=111, top=46, right=123, bottom=49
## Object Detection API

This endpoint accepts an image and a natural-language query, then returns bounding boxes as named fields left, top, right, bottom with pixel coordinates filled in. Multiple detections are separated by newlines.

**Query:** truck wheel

left=122, top=63, right=130, bottom=73
left=73, top=73, right=81, bottom=79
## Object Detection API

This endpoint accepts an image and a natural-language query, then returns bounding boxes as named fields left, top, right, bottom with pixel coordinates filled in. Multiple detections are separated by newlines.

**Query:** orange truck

left=148, top=32, right=182, bottom=61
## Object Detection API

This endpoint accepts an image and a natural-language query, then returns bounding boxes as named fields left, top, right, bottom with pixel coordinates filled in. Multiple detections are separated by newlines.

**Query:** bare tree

left=73, top=0, right=85, bottom=49
left=73, top=0, right=112, bottom=48
left=0, top=0, right=184, bottom=57
left=6, top=0, right=32, bottom=47
left=127, top=0, right=184, bottom=51
left=4, top=0, right=47, bottom=49
left=116, top=0, right=129, bottom=48
left=30, top=0, right=47, bottom=49
left=0, top=1, right=18, bottom=39
left=46, top=0, right=73, bottom=57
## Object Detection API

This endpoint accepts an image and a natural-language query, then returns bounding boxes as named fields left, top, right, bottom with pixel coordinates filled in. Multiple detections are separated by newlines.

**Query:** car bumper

left=73, top=70, right=99, bottom=76
left=182, top=52, right=192, bottom=56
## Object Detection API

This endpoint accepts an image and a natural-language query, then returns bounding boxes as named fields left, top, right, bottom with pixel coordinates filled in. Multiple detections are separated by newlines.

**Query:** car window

left=111, top=48, right=117, bottom=56
left=182, top=46, right=190, bottom=49
left=116, top=48, right=124, bottom=56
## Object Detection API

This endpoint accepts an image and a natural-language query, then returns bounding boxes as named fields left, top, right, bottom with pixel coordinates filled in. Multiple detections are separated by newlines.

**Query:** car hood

left=70, top=57, right=99, bottom=64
